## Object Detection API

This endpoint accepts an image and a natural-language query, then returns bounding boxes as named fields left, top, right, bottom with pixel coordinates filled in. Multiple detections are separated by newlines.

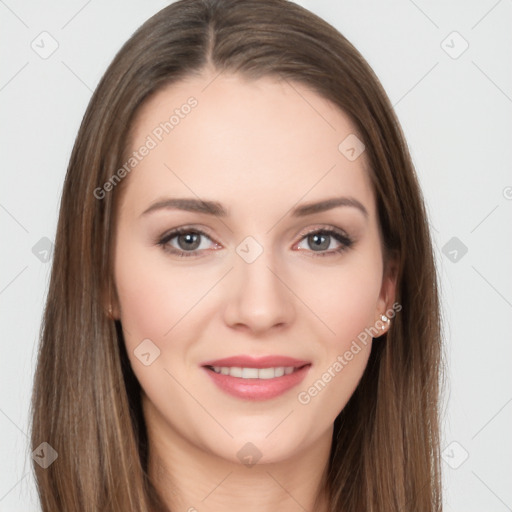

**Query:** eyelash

left=156, top=226, right=354, bottom=258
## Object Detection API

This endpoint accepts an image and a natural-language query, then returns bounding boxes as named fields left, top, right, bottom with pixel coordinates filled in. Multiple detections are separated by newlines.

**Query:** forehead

left=120, top=72, right=375, bottom=221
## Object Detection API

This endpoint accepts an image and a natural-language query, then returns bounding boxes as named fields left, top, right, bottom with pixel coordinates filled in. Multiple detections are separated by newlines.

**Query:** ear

left=103, top=282, right=121, bottom=321
left=373, top=251, right=399, bottom=337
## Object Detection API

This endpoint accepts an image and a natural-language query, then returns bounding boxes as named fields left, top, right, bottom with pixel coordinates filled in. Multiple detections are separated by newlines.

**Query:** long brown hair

left=30, top=0, right=444, bottom=510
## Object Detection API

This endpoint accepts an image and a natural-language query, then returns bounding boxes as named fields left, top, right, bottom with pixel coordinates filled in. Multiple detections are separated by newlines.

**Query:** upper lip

left=201, top=355, right=311, bottom=369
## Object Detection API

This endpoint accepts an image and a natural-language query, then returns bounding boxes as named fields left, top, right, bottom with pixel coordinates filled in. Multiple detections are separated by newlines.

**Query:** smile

left=201, top=357, right=312, bottom=400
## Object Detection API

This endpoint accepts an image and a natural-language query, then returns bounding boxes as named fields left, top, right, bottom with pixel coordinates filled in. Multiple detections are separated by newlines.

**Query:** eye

left=157, top=226, right=353, bottom=258
left=157, top=227, right=220, bottom=257
left=295, top=227, right=353, bottom=257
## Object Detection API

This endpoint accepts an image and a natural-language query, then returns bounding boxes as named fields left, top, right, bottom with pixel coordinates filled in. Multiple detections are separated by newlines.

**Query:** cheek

left=115, top=258, right=169, bottom=344
left=299, top=258, right=383, bottom=346
left=114, top=241, right=207, bottom=346
left=294, top=263, right=380, bottom=424
left=113, top=243, right=207, bottom=406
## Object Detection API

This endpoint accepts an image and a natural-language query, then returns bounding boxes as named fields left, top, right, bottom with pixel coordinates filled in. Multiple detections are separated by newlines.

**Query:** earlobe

left=104, top=283, right=120, bottom=320
left=371, top=312, right=391, bottom=339
left=378, top=313, right=391, bottom=333
left=106, top=301, right=122, bottom=321
left=108, top=298, right=121, bottom=320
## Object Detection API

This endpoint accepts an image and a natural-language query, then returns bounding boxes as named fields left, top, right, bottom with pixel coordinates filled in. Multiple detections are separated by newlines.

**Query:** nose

left=222, top=248, right=296, bottom=335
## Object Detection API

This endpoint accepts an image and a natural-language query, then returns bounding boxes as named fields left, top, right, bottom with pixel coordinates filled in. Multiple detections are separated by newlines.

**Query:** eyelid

left=291, top=224, right=353, bottom=255
left=157, top=225, right=221, bottom=256
left=157, top=223, right=354, bottom=257
left=293, top=224, right=351, bottom=241
left=158, top=224, right=217, bottom=242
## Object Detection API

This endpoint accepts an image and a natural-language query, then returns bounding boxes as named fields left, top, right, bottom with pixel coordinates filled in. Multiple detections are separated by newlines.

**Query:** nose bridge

left=223, top=236, right=295, bottom=332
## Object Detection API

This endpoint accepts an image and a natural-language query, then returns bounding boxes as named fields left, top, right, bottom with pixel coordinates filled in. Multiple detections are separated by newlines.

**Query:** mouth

left=200, top=355, right=312, bottom=400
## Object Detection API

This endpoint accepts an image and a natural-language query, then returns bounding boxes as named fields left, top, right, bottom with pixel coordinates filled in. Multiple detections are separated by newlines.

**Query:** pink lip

left=200, top=355, right=312, bottom=401
left=200, top=355, right=311, bottom=368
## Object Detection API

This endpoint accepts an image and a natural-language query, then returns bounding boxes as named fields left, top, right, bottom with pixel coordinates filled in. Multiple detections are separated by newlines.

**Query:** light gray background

left=1, top=0, right=511, bottom=510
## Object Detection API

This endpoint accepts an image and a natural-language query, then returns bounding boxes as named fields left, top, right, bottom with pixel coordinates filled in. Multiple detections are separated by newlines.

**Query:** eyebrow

left=140, top=196, right=368, bottom=219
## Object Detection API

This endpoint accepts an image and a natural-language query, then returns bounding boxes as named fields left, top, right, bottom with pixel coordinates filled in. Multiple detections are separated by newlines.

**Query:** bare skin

left=111, top=69, right=396, bottom=512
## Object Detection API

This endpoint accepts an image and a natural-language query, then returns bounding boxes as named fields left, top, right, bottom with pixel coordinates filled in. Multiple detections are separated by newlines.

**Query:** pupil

left=309, top=233, right=329, bottom=251
left=178, top=232, right=200, bottom=250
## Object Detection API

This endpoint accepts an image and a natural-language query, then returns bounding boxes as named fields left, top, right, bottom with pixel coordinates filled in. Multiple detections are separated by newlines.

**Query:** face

left=111, top=71, right=396, bottom=465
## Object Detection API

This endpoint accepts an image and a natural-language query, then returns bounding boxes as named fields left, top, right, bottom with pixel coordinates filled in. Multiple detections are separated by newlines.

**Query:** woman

left=30, top=0, right=444, bottom=510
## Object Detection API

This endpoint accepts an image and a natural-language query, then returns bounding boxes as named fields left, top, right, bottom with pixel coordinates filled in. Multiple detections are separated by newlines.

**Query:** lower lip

left=202, top=365, right=311, bottom=401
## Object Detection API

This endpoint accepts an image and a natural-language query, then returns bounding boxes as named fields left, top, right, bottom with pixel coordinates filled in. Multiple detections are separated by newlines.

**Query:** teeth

left=242, top=367, right=258, bottom=378
left=210, top=366, right=298, bottom=379
left=230, top=366, right=243, bottom=378
left=258, top=367, right=276, bottom=379
left=274, top=367, right=284, bottom=377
